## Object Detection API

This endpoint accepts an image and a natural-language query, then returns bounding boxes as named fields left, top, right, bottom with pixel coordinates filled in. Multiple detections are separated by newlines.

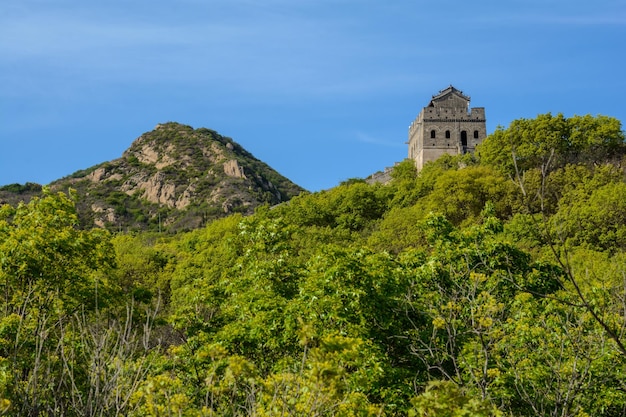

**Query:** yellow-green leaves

left=409, top=381, right=502, bottom=417
left=478, top=113, right=625, bottom=175
left=256, top=335, right=384, bottom=417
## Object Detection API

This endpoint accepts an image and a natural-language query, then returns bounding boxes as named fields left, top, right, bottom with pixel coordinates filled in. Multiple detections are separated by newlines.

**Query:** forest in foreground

left=2, top=113, right=626, bottom=416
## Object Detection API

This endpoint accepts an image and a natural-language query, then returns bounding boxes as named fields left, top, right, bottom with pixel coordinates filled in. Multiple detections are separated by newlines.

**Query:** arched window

left=474, top=130, right=479, bottom=139
left=445, top=130, right=451, bottom=139
left=430, top=130, right=436, bottom=139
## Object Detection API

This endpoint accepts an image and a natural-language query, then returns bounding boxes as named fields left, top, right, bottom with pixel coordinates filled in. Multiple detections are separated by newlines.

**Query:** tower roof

left=428, top=85, right=470, bottom=107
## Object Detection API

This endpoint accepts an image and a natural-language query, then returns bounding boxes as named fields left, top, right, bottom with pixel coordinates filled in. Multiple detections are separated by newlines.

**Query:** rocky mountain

left=0, top=122, right=305, bottom=232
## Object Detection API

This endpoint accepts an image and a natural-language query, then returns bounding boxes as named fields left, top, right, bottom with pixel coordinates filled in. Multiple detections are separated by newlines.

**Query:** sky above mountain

left=2, top=0, right=625, bottom=191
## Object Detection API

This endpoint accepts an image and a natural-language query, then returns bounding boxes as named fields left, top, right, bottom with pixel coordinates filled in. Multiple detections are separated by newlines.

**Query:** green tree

left=478, top=113, right=625, bottom=176
left=168, top=213, right=243, bottom=338
left=409, top=380, right=502, bottom=417
left=366, top=204, right=428, bottom=254
left=493, top=291, right=625, bottom=416
left=277, top=182, right=390, bottom=233
left=256, top=335, right=384, bottom=417
left=551, top=180, right=626, bottom=251
left=402, top=210, right=562, bottom=404
left=0, top=190, right=116, bottom=415
left=420, top=165, right=517, bottom=226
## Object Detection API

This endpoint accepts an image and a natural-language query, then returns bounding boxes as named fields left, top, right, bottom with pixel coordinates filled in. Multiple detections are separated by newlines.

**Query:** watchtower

left=408, top=86, right=486, bottom=170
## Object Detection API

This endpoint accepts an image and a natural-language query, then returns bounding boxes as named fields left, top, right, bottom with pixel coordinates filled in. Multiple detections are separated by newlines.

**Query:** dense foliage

left=1, top=113, right=626, bottom=416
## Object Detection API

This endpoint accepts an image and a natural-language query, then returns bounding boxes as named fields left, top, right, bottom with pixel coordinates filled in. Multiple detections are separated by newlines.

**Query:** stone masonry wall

left=408, top=88, right=486, bottom=171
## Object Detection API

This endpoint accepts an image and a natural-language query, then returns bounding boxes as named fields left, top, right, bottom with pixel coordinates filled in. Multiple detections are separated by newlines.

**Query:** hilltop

left=0, top=122, right=305, bottom=231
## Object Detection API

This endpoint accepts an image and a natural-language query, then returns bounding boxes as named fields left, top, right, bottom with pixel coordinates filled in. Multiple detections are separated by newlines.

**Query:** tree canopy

left=1, top=113, right=626, bottom=416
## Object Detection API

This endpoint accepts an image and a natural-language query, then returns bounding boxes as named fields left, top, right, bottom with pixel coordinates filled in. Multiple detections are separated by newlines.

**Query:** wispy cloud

left=0, top=2, right=432, bottom=103
left=353, top=132, right=405, bottom=148
left=536, top=14, right=626, bottom=25
left=473, top=9, right=626, bottom=26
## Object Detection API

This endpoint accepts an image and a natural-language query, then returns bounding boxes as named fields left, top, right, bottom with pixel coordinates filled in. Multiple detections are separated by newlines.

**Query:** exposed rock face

left=135, top=144, right=160, bottom=165
left=175, top=183, right=195, bottom=209
left=137, top=173, right=176, bottom=207
left=135, top=143, right=186, bottom=170
left=43, top=122, right=305, bottom=232
left=91, top=204, right=116, bottom=228
left=223, top=160, right=246, bottom=179
left=87, top=167, right=107, bottom=182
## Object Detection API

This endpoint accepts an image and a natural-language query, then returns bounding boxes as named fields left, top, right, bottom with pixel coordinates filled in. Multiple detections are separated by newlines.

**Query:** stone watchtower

left=408, top=86, right=486, bottom=170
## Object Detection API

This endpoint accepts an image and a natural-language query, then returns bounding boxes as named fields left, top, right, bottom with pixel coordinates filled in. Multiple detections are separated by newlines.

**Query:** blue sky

left=2, top=0, right=625, bottom=191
